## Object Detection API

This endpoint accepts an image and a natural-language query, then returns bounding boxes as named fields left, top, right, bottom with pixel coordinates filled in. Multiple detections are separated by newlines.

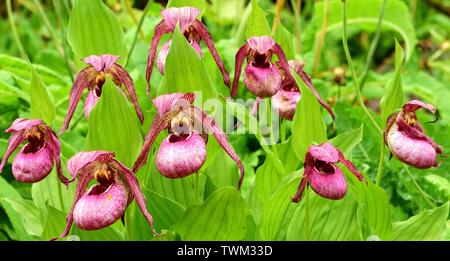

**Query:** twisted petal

left=337, top=150, right=366, bottom=183
left=60, top=67, right=96, bottom=133
left=292, top=175, right=308, bottom=203
left=146, top=20, right=171, bottom=95
left=112, top=160, right=158, bottom=236
left=83, top=54, right=119, bottom=72
left=231, top=44, right=250, bottom=97
left=47, top=128, right=70, bottom=185
left=109, top=64, right=145, bottom=124
left=247, top=36, right=276, bottom=54
left=0, top=119, right=42, bottom=172
left=193, top=20, right=231, bottom=88
left=161, top=7, right=200, bottom=32
left=192, top=107, right=245, bottom=189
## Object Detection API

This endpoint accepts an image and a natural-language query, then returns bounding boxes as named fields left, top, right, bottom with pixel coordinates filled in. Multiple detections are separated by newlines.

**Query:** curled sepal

left=146, top=21, right=171, bottom=95
left=231, top=45, right=250, bottom=97
left=193, top=20, right=230, bottom=88
left=192, top=107, right=245, bottom=189
left=60, top=67, right=96, bottom=134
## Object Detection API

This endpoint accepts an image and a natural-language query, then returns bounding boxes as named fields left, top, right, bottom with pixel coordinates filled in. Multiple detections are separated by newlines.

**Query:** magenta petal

left=60, top=67, right=95, bottom=133
left=110, top=64, right=145, bottom=124
left=0, top=129, right=27, bottom=173
left=156, top=133, right=207, bottom=178
left=244, top=63, right=281, bottom=97
left=308, top=165, right=347, bottom=200
left=157, top=40, right=172, bottom=75
left=146, top=20, right=171, bottom=95
left=387, top=122, right=439, bottom=168
left=6, top=118, right=43, bottom=132
left=152, top=93, right=195, bottom=116
left=247, top=36, right=276, bottom=54
left=83, top=54, right=119, bottom=72
left=192, top=107, right=245, bottom=189
left=403, top=100, right=436, bottom=114
left=308, top=143, right=340, bottom=163
left=193, top=20, right=230, bottom=88
left=113, top=160, right=158, bottom=236
left=272, top=89, right=301, bottom=120
left=231, top=45, right=250, bottom=97
left=161, top=7, right=200, bottom=32
left=73, top=180, right=129, bottom=230
left=67, top=151, right=112, bottom=179
left=84, top=90, right=99, bottom=118
left=12, top=144, right=54, bottom=183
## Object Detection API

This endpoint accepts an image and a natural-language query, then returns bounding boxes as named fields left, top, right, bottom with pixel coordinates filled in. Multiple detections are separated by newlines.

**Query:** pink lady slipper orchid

left=133, top=93, right=245, bottom=188
left=146, top=7, right=230, bottom=94
left=232, top=36, right=294, bottom=98
left=0, top=118, right=69, bottom=184
left=60, top=54, right=144, bottom=133
left=272, top=60, right=335, bottom=121
left=55, top=151, right=157, bottom=239
left=292, top=142, right=366, bottom=203
left=384, top=100, right=444, bottom=169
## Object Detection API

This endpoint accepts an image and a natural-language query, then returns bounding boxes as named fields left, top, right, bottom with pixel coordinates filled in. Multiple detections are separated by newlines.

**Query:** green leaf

left=291, top=72, right=327, bottom=160
left=68, top=0, right=128, bottom=66
left=0, top=198, right=43, bottom=237
left=29, top=62, right=55, bottom=125
left=85, top=80, right=143, bottom=167
left=259, top=171, right=301, bottom=240
left=174, top=187, right=250, bottom=240
left=41, top=205, right=66, bottom=240
left=286, top=187, right=361, bottom=240
left=159, top=27, right=217, bottom=101
left=273, top=22, right=295, bottom=60
left=32, top=167, right=75, bottom=214
left=204, top=148, right=240, bottom=189
left=307, top=0, right=416, bottom=60
left=392, top=202, right=449, bottom=240
left=167, top=0, right=206, bottom=14
left=424, top=174, right=450, bottom=198
left=0, top=176, right=34, bottom=240
left=255, top=152, right=286, bottom=203
left=0, top=54, right=68, bottom=86
left=380, top=40, right=405, bottom=123
left=147, top=189, right=186, bottom=232
left=355, top=182, right=392, bottom=240
left=329, top=125, right=363, bottom=156
left=244, top=0, right=271, bottom=39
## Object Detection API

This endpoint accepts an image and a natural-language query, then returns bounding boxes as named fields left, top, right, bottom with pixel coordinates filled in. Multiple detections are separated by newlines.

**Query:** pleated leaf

left=29, top=62, right=55, bottom=125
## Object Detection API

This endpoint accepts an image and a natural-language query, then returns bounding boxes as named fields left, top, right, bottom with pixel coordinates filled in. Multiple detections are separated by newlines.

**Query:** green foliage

left=29, top=62, right=55, bottom=125
left=68, top=0, right=128, bottom=66
left=245, top=0, right=271, bottom=39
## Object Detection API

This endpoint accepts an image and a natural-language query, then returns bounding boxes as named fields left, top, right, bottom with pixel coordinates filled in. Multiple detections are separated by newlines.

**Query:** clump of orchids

left=232, top=36, right=334, bottom=122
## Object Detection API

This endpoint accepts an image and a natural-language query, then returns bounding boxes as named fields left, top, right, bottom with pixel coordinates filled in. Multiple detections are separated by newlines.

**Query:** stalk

left=6, top=0, right=27, bottom=59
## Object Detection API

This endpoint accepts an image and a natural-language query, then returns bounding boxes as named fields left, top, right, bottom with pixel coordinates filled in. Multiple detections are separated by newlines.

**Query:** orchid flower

left=55, top=151, right=157, bottom=239
left=0, top=118, right=69, bottom=184
left=384, top=100, right=444, bottom=169
left=133, top=93, right=245, bottom=189
left=272, top=60, right=335, bottom=121
left=231, top=36, right=293, bottom=98
left=292, top=142, right=366, bottom=203
left=60, top=54, right=144, bottom=133
left=146, top=7, right=230, bottom=94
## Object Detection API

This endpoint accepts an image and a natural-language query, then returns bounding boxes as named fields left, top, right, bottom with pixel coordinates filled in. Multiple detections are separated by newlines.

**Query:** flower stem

left=272, top=0, right=285, bottom=32
left=281, top=120, right=286, bottom=143
left=341, top=0, right=383, bottom=135
left=376, top=138, right=385, bottom=185
left=6, top=0, right=26, bottom=59
left=290, top=0, right=302, bottom=53
left=403, top=165, right=436, bottom=208
left=126, top=0, right=152, bottom=66
left=123, top=0, right=146, bottom=42
left=358, top=0, right=387, bottom=92
left=313, top=0, right=329, bottom=77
